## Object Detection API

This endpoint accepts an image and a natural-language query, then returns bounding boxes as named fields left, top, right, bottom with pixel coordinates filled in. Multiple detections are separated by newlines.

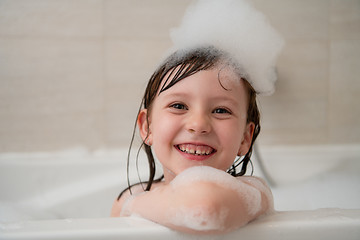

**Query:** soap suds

left=121, top=166, right=265, bottom=231
left=169, top=205, right=229, bottom=231
left=171, top=166, right=262, bottom=217
left=169, top=0, right=284, bottom=95
left=242, top=176, right=274, bottom=213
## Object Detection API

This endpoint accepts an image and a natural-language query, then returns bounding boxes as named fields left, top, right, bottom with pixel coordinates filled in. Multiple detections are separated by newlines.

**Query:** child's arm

left=112, top=168, right=273, bottom=234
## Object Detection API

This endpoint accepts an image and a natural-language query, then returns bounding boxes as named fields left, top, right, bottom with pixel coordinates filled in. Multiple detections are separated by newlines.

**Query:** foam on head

left=169, top=0, right=284, bottom=95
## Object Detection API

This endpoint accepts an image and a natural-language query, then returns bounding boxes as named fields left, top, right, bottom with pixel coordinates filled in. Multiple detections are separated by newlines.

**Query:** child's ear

left=238, top=122, right=255, bottom=156
left=137, top=109, right=152, bottom=145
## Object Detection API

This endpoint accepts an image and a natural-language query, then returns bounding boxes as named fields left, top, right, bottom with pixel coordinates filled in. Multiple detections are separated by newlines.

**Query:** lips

left=176, top=143, right=216, bottom=156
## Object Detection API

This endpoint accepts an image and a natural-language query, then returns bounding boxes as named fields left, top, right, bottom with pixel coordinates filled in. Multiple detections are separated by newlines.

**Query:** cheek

left=218, top=120, right=245, bottom=143
left=151, top=114, right=178, bottom=145
left=215, top=120, right=246, bottom=163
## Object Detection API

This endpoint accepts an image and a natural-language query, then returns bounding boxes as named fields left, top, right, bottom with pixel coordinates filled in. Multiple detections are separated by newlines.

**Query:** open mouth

left=176, top=144, right=216, bottom=156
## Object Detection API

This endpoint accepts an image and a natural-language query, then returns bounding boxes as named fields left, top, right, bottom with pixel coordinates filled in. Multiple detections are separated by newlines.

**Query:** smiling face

left=138, top=65, right=254, bottom=183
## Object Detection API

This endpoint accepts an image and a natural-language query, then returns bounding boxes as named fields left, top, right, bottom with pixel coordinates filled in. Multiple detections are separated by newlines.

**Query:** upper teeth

left=178, top=144, right=213, bottom=155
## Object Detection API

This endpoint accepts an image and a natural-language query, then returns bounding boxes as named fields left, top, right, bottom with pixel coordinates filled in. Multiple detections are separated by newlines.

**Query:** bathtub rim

left=1, top=209, right=360, bottom=240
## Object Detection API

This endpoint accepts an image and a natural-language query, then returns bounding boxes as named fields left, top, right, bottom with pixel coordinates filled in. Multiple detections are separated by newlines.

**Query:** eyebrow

left=160, top=92, right=189, bottom=99
left=211, top=96, right=240, bottom=107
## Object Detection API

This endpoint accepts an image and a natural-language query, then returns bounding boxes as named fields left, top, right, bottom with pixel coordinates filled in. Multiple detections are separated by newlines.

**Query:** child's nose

left=186, top=112, right=211, bottom=134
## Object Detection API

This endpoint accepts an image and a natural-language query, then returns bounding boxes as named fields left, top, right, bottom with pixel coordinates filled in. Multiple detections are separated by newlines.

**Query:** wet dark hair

left=118, top=47, right=260, bottom=199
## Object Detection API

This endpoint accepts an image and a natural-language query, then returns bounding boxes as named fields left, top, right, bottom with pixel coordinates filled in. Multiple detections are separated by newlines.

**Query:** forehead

left=216, top=64, right=243, bottom=90
left=158, top=65, right=248, bottom=105
left=159, top=63, right=243, bottom=94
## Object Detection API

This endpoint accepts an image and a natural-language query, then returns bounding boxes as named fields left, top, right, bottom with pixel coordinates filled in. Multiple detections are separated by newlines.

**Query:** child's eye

left=213, top=108, right=231, bottom=114
left=170, top=103, right=187, bottom=110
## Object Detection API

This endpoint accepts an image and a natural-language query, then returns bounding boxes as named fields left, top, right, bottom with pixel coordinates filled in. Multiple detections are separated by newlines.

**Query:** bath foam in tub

left=120, top=166, right=266, bottom=232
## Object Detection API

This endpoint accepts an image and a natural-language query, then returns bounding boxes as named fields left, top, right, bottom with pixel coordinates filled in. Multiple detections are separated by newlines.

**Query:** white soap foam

left=123, top=166, right=264, bottom=232
left=171, top=166, right=262, bottom=217
left=169, top=0, right=284, bottom=95
left=241, top=176, right=274, bottom=212
left=169, top=205, right=229, bottom=232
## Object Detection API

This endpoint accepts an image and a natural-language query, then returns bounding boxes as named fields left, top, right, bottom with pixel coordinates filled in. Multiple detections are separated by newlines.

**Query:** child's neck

left=163, top=167, right=176, bottom=183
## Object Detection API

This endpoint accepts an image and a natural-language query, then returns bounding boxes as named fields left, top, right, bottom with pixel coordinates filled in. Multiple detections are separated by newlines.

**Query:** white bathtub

left=1, top=145, right=360, bottom=239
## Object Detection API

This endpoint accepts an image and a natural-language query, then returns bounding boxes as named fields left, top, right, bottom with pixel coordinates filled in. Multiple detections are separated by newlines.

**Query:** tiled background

left=0, top=0, right=359, bottom=152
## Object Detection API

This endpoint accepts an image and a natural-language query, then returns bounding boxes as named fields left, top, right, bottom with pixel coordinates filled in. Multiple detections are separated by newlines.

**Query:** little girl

left=111, top=0, right=283, bottom=234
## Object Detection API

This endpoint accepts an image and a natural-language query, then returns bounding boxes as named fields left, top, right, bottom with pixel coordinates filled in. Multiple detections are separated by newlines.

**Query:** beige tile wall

left=0, top=0, right=359, bottom=152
